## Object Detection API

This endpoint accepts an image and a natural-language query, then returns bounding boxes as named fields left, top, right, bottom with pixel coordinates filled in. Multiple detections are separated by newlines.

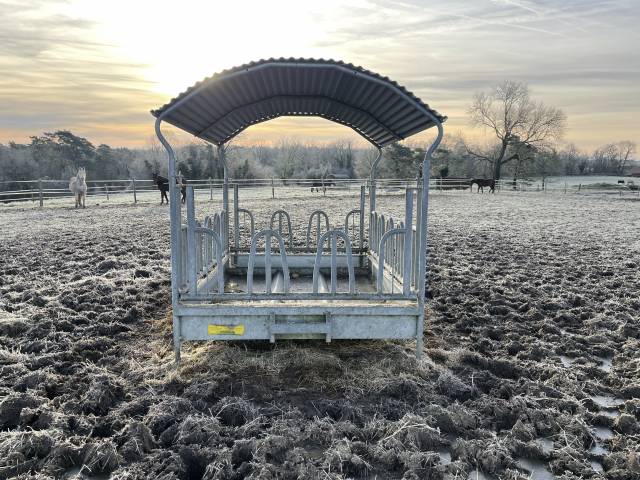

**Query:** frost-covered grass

left=0, top=191, right=639, bottom=479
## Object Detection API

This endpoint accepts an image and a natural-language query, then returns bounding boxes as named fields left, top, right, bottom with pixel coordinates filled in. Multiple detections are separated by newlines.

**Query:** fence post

left=564, top=182, right=567, bottom=194
left=271, top=177, right=275, bottom=199
left=578, top=183, right=581, bottom=192
left=39, top=179, right=43, bottom=207
left=105, top=184, right=109, bottom=201
left=132, top=178, right=137, bottom=204
left=209, top=178, right=213, bottom=201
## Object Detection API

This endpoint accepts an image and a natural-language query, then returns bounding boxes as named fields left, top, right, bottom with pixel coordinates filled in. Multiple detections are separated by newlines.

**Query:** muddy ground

left=0, top=191, right=639, bottom=480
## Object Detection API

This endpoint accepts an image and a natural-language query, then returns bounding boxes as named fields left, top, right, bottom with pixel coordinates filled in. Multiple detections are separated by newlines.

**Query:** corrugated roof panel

left=380, top=99, right=414, bottom=131
left=393, top=109, right=432, bottom=133
left=152, top=58, right=445, bottom=147
left=180, top=99, right=214, bottom=129
left=350, top=78, right=378, bottom=109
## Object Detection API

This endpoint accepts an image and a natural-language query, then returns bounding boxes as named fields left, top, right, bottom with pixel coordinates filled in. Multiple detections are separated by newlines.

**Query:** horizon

left=1, top=0, right=639, bottom=151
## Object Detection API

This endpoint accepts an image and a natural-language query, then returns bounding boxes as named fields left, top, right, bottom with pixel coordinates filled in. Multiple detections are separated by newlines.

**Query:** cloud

left=0, top=0, right=638, bottom=149
left=0, top=0, right=159, bottom=145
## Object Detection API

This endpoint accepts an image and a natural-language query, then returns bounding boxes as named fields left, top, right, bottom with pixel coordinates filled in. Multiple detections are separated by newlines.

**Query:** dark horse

left=470, top=178, right=495, bottom=193
left=152, top=173, right=187, bottom=204
left=310, top=179, right=335, bottom=193
left=152, top=173, right=169, bottom=204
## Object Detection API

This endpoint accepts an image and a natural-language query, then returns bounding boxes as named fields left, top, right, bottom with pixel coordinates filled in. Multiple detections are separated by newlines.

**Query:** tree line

left=0, top=81, right=636, bottom=189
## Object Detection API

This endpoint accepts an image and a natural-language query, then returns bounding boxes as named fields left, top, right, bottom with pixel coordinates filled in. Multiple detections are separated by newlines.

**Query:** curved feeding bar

left=269, top=210, right=293, bottom=246
left=152, top=58, right=446, bottom=362
left=306, top=209, right=331, bottom=249
left=194, top=227, right=224, bottom=294
left=247, top=229, right=290, bottom=294
left=236, top=208, right=255, bottom=245
left=312, top=229, right=355, bottom=294
left=344, top=209, right=361, bottom=240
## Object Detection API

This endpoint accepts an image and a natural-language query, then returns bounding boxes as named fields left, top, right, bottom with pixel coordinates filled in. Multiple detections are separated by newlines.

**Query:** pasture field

left=0, top=191, right=639, bottom=479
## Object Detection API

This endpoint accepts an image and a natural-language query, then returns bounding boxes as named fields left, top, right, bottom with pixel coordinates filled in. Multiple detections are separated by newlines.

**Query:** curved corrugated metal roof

left=151, top=58, right=446, bottom=148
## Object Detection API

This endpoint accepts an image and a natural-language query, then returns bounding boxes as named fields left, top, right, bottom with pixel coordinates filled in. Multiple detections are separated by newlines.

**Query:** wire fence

left=0, top=176, right=638, bottom=208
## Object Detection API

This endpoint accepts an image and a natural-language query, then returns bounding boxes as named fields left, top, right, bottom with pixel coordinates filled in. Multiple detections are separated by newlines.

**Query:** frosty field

left=0, top=191, right=639, bottom=480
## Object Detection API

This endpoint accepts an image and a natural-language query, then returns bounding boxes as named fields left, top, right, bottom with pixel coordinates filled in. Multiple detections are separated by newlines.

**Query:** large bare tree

left=592, top=141, right=636, bottom=175
left=613, top=141, right=636, bottom=175
left=468, top=81, right=566, bottom=180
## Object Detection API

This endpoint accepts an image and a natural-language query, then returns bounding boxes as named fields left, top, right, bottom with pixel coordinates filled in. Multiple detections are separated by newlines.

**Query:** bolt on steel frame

left=152, top=59, right=445, bottom=362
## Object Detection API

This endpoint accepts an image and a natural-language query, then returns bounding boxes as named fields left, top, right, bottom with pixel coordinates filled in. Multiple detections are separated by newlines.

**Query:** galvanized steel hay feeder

left=152, top=58, right=446, bottom=362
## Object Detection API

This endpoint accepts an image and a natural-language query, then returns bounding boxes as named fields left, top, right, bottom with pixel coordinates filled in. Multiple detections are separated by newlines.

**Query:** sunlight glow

left=1, top=0, right=637, bottom=148
left=66, top=0, right=347, bottom=96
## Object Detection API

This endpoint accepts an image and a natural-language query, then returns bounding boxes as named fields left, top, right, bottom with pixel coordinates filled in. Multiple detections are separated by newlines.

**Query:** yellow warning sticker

left=208, top=324, right=245, bottom=336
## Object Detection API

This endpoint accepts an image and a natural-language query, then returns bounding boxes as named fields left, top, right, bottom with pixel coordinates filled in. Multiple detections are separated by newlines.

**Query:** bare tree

left=275, top=139, right=302, bottom=180
left=558, top=144, right=585, bottom=175
left=251, top=143, right=273, bottom=166
left=614, top=141, right=636, bottom=175
left=533, top=148, right=559, bottom=189
left=356, top=147, right=381, bottom=178
left=468, top=81, right=566, bottom=180
left=592, top=143, right=618, bottom=174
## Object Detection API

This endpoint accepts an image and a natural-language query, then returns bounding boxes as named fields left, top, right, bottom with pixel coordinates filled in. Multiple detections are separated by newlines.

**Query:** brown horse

left=152, top=173, right=187, bottom=204
left=470, top=178, right=495, bottom=193
left=152, top=173, right=169, bottom=204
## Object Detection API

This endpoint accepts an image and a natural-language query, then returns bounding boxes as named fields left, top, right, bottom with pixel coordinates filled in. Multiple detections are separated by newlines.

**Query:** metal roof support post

left=402, top=187, right=413, bottom=297
left=186, top=187, right=197, bottom=293
left=233, top=184, right=239, bottom=262
left=369, top=148, right=382, bottom=212
left=359, top=185, right=365, bottom=266
left=219, top=145, right=229, bottom=255
left=416, top=117, right=443, bottom=360
left=154, top=117, right=182, bottom=364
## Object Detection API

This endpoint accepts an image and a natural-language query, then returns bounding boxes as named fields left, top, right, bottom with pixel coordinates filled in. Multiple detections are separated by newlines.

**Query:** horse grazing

left=69, top=167, right=87, bottom=208
left=470, top=178, right=495, bottom=193
left=152, top=173, right=187, bottom=204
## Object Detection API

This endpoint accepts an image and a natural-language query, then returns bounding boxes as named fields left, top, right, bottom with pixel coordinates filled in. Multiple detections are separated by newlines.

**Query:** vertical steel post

left=219, top=145, right=229, bottom=254
left=105, top=184, right=109, bottom=201
left=154, top=117, right=182, bottom=364
left=233, top=184, right=240, bottom=260
left=416, top=120, right=443, bottom=359
left=186, top=187, right=197, bottom=294
left=271, top=177, right=275, bottom=198
left=330, top=233, right=337, bottom=294
left=414, top=178, right=422, bottom=289
left=359, top=185, right=365, bottom=267
left=369, top=148, right=382, bottom=212
left=403, top=188, right=413, bottom=297
left=38, top=179, right=43, bottom=207
left=359, top=185, right=365, bottom=252
left=209, top=178, right=213, bottom=201
left=265, top=231, right=272, bottom=293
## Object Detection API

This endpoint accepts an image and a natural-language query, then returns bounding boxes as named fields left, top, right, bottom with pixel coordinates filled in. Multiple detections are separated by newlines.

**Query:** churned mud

left=0, top=192, right=639, bottom=479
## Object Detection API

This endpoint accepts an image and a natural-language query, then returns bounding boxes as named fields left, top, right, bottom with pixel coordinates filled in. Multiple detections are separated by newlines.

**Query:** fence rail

left=0, top=176, right=638, bottom=206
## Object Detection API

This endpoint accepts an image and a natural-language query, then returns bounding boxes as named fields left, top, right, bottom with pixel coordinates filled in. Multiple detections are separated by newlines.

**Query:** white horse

left=69, top=167, right=87, bottom=209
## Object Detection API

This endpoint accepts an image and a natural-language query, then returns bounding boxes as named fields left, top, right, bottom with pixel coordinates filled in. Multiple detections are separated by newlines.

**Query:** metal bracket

left=325, top=311, right=332, bottom=343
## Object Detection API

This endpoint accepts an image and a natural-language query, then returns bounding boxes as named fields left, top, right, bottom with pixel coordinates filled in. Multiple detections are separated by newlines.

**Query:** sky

left=0, top=0, right=638, bottom=151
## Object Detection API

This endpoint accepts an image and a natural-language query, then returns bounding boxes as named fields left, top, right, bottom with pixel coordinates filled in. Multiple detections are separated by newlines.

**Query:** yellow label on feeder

left=208, top=324, right=245, bottom=336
